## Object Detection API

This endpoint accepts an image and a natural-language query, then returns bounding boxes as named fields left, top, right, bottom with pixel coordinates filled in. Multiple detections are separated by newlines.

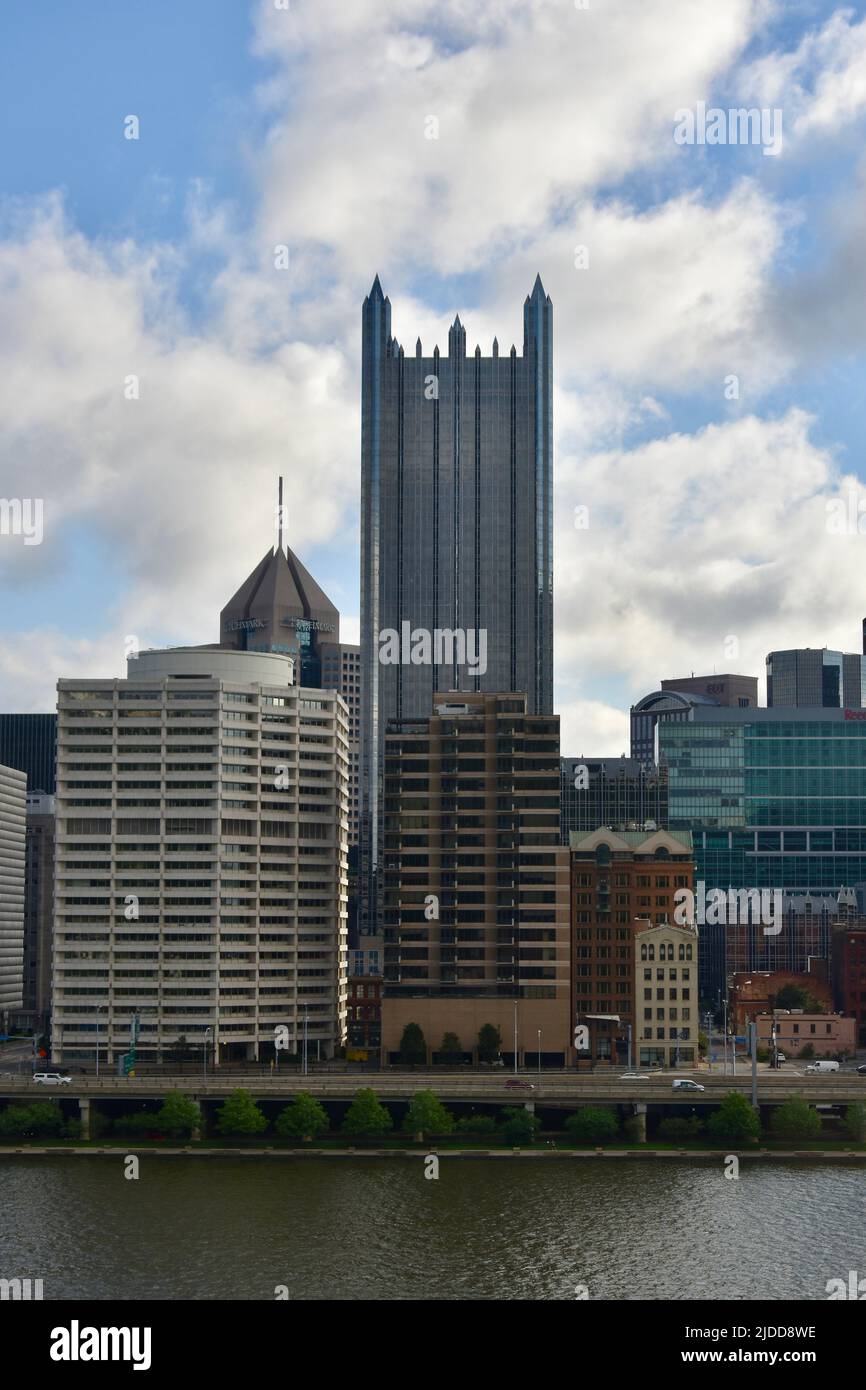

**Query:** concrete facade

left=633, top=920, right=699, bottom=1067
left=51, top=648, right=349, bottom=1065
left=569, top=828, right=695, bottom=1064
left=756, top=1011, right=856, bottom=1057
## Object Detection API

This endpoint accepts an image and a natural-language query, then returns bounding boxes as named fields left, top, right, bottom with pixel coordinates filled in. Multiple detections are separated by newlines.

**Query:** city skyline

left=4, top=2, right=866, bottom=758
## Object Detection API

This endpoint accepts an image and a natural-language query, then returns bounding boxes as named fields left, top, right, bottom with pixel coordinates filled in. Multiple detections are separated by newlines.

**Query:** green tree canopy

left=342, top=1088, right=393, bottom=1138
left=500, top=1106, right=540, bottom=1146
left=844, top=1103, right=866, bottom=1142
left=404, top=1090, right=454, bottom=1140
left=438, top=1032, right=463, bottom=1063
left=455, top=1113, right=497, bottom=1135
left=0, top=1101, right=64, bottom=1137
left=156, top=1091, right=202, bottom=1139
left=215, top=1089, right=268, bottom=1137
left=771, top=985, right=825, bottom=1014
left=564, top=1107, right=619, bottom=1143
left=112, top=1112, right=157, bottom=1136
left=706, top=1091, right=760, bottom=1142
left=399, top=1023, right=427, bottom=1067
left=657, top=1115, right=703, bottom=1142
left=275, top=1092, right=330, bottom=1142
left=477, top=1023, right=503, bottom=1064
left=771, top=1098, right=821, bottom=1141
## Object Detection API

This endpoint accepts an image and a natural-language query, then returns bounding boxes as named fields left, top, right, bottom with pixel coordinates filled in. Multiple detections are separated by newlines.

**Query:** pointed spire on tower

left=368, top=273, right=385, bottom=300
left=277, top=476, right=285, bottom=556
left=448, top=314, right=466, bottom=357
left=492, top=337, right=499, bottom=358
left=416, top=337, right=422, bottom=357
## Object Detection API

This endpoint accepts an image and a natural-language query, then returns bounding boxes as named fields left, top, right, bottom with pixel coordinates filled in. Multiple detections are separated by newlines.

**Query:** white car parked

left=32, top=1072, right=72, bottom=1085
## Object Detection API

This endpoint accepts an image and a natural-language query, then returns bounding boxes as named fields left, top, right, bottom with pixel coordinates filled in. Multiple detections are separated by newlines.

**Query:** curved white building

left=52, top=646, right=348, bottom=1066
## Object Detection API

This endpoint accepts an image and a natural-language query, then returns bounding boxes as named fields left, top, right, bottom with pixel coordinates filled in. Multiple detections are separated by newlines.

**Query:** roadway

left=3, top=1071, right=866, bottom=1105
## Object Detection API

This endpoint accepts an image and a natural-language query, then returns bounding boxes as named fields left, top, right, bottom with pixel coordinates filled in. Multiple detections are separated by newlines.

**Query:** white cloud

left=2, top=0, right=863, bottom=751
left=0, top=197, right=358, bottom=649
left=251, top=0, right=764, bottom=280
left=742, top=8, right=866, bottom=139
left=558, top=698, right=630, bottom=761
left=554, top=407, right=866, bottom=751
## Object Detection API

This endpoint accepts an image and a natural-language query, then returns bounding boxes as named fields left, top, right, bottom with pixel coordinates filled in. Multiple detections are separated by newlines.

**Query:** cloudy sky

left=2, top=0, right=866, bottom=753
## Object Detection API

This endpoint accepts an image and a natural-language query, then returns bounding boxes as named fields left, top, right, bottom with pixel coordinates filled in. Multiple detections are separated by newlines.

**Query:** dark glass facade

left=766, top=648, right=866, bottom=708
left=560, top=757, right=668, bottom=839
left=360, top=276, right=554, bottom=931
left=0, top=714, right=57, bottom=794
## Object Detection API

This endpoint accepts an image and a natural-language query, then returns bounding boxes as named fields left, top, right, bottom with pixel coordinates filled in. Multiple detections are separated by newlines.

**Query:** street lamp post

left=537, top=1028, right=541, bottom=1084
left=203, top=1027, right=212, bottom=1086
left=513, top=1000, right=518, bottom=1076
left=302, top=1006, right=308, bottom=1077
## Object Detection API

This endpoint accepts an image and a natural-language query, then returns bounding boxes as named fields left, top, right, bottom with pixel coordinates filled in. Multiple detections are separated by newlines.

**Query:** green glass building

left=660, top=706, right=866, bottom=1000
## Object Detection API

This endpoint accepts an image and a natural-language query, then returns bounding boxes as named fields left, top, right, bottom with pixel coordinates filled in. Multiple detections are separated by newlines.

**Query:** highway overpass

left=2, top=1071, right=865, bottom=1106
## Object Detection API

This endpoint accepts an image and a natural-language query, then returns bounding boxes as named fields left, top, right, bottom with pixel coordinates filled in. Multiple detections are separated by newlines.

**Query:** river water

left=1, top=1157, right=863, bottom=1300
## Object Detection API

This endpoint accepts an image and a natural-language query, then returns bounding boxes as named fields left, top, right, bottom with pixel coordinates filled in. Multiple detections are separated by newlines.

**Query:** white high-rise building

left=0, top=762, right=27, bottom=1021
left=51, top=647, right=348, bottom=1066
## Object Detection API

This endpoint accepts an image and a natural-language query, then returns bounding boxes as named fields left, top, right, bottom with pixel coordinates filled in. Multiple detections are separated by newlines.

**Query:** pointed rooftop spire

left=492, top=336, right=499, bottom=357
left=368, top=273, right=384, bottom=299
left=448, top=314, right=466, bottom=357
left=277, top=475, right=285, bottom=556
left=530, top=272, right=547, bottom=299
left=416, top=337, right=422, bottom=357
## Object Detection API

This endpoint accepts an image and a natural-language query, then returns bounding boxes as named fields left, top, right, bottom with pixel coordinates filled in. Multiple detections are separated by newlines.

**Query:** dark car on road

left=505, top=1079, right=535, bottom=1090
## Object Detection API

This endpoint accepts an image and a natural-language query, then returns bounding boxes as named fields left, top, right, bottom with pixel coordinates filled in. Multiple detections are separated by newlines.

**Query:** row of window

left=640, top=942, right=693, bottom=961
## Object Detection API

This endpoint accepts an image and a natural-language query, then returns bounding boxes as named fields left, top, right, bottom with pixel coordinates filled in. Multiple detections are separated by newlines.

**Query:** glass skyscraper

left=0, top=713, right=57, bottom=794
left=360, top=275, right=554, bottom=930
left=766, top=647, right=866, bottom=708
left=661, top=705, right=866, bottom=999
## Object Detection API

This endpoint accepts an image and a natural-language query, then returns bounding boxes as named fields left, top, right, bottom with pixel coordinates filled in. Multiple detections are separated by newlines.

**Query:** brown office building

left=381, top=692, right=571, bottom=1065
left=660, top=674, right=759, bottom=707
left=569, top=828, right=694, bottom=1064
left=728, top=969, right=832, bottom=1036
left=831, top=921, right=866, bottom=1046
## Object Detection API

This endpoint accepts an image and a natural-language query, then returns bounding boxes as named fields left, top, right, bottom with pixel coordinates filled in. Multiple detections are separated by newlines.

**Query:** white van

left=32, top=1072, right=72, bottom=1085
left=804, top=1060, right=840, bottom=1074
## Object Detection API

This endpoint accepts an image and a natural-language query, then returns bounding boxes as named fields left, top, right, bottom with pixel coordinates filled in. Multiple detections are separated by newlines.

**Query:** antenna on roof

left=277, top=475, right=284, bottom=555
